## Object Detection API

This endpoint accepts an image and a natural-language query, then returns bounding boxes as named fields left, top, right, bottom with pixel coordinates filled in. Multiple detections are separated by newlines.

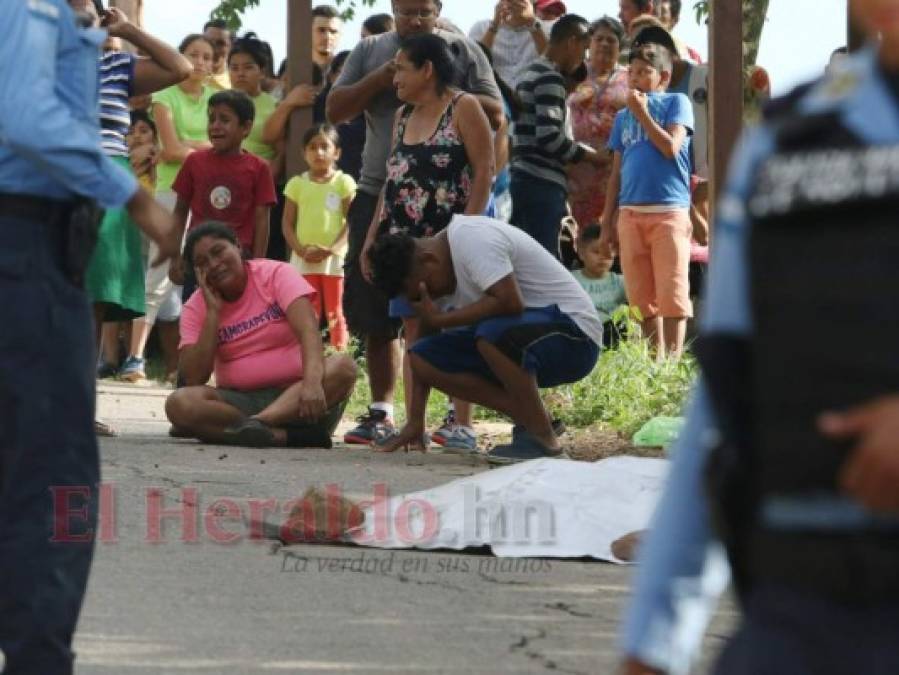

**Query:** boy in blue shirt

left=600, top=41, right=693, bottom=358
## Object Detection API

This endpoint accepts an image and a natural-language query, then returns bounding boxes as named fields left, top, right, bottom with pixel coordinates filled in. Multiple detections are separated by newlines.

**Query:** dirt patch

left=475, top=422, right=664, bottom=463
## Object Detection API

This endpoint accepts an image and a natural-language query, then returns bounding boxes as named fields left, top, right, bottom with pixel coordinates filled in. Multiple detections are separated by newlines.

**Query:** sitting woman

left=165, top=222, right=357, bottom=448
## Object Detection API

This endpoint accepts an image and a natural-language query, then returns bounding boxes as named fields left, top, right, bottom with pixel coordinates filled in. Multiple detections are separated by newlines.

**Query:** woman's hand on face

left=296, top=379, right=327, bottom=420
left=197, top=267, right=223, bottom=314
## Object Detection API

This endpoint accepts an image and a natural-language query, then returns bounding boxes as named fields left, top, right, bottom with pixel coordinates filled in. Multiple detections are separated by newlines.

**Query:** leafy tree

left=210, top=0, right=376, bottom=31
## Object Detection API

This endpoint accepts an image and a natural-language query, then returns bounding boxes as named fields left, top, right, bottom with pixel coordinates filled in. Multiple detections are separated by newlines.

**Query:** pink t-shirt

left=179, top=259, right=316, bottom=390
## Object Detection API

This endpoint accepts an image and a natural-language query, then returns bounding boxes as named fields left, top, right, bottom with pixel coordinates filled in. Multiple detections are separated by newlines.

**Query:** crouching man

left=368, top=214, right=603, bottom=463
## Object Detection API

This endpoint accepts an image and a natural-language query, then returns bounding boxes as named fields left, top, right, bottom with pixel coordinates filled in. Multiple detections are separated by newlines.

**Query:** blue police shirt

left=0, top=0, right=137, bottom=209
left=619, top=46, right=899, bottom=674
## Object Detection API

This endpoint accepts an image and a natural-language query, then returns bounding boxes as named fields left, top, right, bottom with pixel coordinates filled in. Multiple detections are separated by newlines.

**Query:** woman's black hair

left=228, top=31, right=270, bottom=72
left=179, top=33, right=214, bottom=55
left=208, top=90, right=256, bottom=125
left=183, top=221, right=241, bottom=271
left=590, top=16, right=626, bottom=49
left=476, top=42, right=522, bottom=118
left=398, top=33, right=459, bottom=95
left=368, top=234, right=416, bottom=298
left=302, top=123, right=341, bottom=149
left=362, top=13, right=394, bottom=36
left=129, top=109, right=157, bottom=139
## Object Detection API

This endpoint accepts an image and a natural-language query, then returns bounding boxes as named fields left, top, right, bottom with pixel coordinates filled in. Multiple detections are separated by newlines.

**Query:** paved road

left=72, top=382, right=736, bottom=674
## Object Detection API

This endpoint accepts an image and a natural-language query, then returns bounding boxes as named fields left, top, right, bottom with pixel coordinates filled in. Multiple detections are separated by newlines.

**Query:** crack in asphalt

left=477, top=572, right=532, bottom=586
left=509, top=627, right=589, bottom=674
left=545, top=601, right=594, bottom=619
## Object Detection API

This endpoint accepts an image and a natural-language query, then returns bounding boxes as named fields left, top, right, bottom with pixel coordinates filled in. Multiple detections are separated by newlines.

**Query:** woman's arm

left=261, top=84, right=320, bottom=145
left=104, top=9, right=192, bottom=96
left=178, top=270, right=222, bottom=385
left=285, top=296, right=327, bottom=420
left=456, top=93, right=495, bottom=215
left=153, top=102, right=194, bottom=164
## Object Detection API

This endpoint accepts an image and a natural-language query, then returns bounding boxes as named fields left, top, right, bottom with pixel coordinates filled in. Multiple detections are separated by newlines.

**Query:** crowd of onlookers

left=89, top=0, right=720, bottom=458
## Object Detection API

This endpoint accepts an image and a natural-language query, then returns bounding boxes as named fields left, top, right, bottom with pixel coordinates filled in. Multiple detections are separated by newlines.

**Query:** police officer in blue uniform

left=620, top=0, right=899, bottom=673
left=0, top=1, right=178, bottom=671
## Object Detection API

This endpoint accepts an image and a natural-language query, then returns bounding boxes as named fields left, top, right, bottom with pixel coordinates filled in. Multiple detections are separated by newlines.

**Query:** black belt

left=0, top=192, right=77, bottom=226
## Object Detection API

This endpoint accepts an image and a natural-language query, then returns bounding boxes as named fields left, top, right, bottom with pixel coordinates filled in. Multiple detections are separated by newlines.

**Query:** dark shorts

left=410, top=305, right=600, bottom=389
left=342, top=190, right=400, bottom=339
left=217, top=386, right=347, bottom=436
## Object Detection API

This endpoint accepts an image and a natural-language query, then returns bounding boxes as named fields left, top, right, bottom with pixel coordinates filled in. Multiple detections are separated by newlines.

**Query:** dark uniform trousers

left=0, top=210, right=98, bottom=673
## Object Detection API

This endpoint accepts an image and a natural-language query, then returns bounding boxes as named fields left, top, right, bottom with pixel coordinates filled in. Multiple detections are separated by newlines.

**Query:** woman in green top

left=228, top=33, right=282, bottom=177
left=121, top=33, right=215, bottom=384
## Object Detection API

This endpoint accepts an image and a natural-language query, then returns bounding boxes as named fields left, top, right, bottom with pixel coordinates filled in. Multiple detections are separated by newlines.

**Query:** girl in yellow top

left=282, top=124, right=356, bottom=350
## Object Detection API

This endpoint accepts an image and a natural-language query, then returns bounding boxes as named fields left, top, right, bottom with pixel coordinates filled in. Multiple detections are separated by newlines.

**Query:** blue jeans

left=509, top=171, right=568, bottom=259
left=0, top=212, right=99, bottom=673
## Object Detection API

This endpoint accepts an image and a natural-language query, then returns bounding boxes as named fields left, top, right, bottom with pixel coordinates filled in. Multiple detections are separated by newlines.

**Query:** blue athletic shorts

left=409, top=305, right=599, bottom=388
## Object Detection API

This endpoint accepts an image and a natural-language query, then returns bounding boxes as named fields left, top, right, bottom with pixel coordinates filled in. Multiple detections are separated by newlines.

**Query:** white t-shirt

left=443, top=215, right=604, bottom=345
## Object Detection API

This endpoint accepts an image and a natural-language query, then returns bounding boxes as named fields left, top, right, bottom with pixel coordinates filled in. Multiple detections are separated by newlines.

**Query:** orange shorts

left=617, top=208, right=693, bottom=319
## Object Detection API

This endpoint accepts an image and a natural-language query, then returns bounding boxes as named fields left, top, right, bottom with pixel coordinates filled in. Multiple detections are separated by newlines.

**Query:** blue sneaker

left=486, top=431, right=568, bottom=465
left=430, top=409, right=457, bottom=446
left=344, top=407, right=394, bottom=445
left=440, top=426, right=478, bottom=455
left=119, top=355, right=146, bottom=383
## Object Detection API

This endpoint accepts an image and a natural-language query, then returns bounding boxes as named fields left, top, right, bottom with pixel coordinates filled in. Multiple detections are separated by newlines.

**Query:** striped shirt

left=99, top=51, right=136, bottom=157
left=511, top=57, right=587, bottom=189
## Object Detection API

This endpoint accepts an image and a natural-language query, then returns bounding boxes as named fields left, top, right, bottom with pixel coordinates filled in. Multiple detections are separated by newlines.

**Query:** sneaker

left=343, top=407, right=394, bottom=445
left=96, top=360, right=118, bottom=379
left=486, top=431, right=568, bottom=466
left=373, top=427, right=431, bottom=451
left=119, top=356, right=146, bottom=383
left=440, top=426, right=478, bottom=455
left=430, top=409, right=457, bottom=446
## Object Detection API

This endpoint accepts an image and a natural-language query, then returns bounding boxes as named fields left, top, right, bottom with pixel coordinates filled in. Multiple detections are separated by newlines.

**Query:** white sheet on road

left=349, top=456, right=668, bottom=564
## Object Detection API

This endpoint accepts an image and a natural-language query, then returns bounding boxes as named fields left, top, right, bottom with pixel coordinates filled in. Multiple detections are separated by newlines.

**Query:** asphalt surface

left=71, top=381, right=736, bottom=674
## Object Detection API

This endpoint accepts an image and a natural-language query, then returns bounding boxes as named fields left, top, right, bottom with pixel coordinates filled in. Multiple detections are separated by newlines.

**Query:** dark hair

left=363, top=13, right=395, bottom=35
left=129, top=109, right=157, bottom=139
left=476, top=42, right=521, bottom=118
left=399, top=33, right=457, bottom=94
left=312, top=4, right=340, bottom=19
left=578, top=223, right=602, bottom=244
left=832, top=46, right=849, bottom=56
left=179, top=33, right=214, bottom=55
left=302, top=123, right=341, bottom=149
left=209, top=90, right=255, bottom=124
left=184, top=221, right=240, bottom=270
left=277, top=58, right=288, bottom=79
left=629, top=42, right=674, bottom=75
left=369, top=234, right=416, bottom=298
left=590, top=16, right=625, bottom=48
left=92, top=0, right=104, bottom=16
left=630, top=0, right=654, bottom=12
left=203, top=19, right=230, bottom=33
left=228, top=32, right=269, bottom=71
left=631, top=25, right=678, bottom=65
left=549, top=14, right=591, bottom=45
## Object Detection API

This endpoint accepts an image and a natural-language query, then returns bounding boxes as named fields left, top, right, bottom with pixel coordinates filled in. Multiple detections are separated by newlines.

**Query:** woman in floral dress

left=359, top=32, right=493, bottom=453
left=567, top=16, right=630, bottom=232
